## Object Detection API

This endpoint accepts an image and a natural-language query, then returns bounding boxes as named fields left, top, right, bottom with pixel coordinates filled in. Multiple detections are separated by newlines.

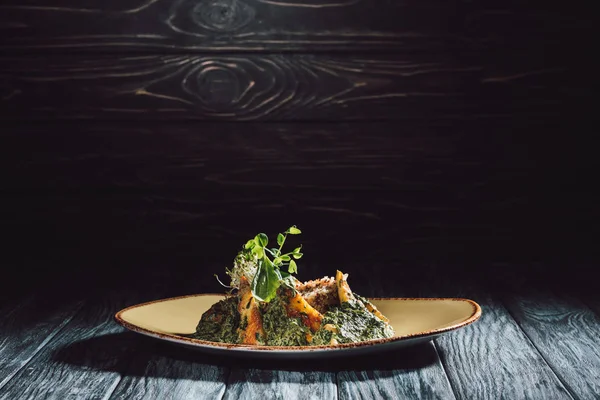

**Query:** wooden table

left=1, top=267, right=599, bottom=400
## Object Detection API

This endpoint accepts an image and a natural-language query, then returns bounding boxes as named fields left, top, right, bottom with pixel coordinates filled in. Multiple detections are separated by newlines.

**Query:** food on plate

left=193, top=226, right=394, bottom=346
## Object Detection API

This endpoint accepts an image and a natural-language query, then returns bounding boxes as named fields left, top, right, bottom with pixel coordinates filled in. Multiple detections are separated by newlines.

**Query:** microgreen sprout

left=218, top=226, right=303, bottom=302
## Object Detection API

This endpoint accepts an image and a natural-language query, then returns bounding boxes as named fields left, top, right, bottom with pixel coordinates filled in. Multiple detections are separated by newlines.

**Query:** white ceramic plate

left=115, top=294, right=481, bottom=358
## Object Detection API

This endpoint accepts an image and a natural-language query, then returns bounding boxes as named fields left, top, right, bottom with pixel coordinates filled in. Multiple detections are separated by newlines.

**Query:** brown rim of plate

left=114, top=293, right=482, bottom=352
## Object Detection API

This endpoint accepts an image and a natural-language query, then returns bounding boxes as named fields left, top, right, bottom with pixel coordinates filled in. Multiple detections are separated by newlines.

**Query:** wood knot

left=196, top=66, right=240, bottom=106
left=191, top=0, right=255, bottom=32
left=182, top=61, right=246, bottom=109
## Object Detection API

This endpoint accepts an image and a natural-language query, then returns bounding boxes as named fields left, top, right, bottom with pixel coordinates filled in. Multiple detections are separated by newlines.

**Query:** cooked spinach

left=314, top=299, right=394, bottom=344
left=260, top=290, right=311, bottom=346
left=193, top=296, right=240, bottom=344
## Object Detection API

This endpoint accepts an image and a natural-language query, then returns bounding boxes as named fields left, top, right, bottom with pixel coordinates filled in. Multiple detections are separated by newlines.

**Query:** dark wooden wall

left=0, top=0, right=596, bottom=292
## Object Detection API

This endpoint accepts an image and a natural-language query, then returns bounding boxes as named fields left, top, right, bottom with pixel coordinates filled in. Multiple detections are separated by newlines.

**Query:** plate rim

left=115, top=293, right=482, bottom=353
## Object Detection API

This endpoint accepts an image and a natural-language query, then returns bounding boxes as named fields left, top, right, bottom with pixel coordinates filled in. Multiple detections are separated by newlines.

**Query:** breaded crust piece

left=295, top=276, right=339, bottom=314
left=336, top=270, right=356, bottom=303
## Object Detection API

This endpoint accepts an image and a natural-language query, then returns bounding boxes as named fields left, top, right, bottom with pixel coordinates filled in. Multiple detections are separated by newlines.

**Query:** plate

left=115, top=294, right=481, bottom=358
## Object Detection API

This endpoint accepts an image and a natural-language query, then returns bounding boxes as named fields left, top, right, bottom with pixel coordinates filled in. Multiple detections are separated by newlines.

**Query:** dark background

left=0, top=0, right=597, bottom=296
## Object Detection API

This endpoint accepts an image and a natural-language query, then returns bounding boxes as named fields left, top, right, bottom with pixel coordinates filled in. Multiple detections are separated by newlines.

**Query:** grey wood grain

left=0, top=291, right=156, bottom=400
left=1, top=0, right=589, bottom=52
left=435, top=293, right=574, bottom=400
left=95, top=272, right=230, bottom=400
left=336, top=345, right=456, bottom=400
left=408, top=269, right=576, bottom=400
left=0, top=295, right=83, bottom=390
left=583, top=297, right=600, bottom=320
left=501, top=293, right=600, bottom=399
left=223, top=369, right=337, bottom=400
left=0, top=54, right=581, bottom=121
left=0, top=0, right=458, bottom=52
left=109, top=354, right=228, bottom=400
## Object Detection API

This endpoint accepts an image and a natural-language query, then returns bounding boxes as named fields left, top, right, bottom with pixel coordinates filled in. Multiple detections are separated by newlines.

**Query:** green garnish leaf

left=293, top=245, right=302, bottom=253
left=287, top=226, right=301, bottom=235
left=252, top=258, right=280, bottom=302
left=277, top=233, right=285, bottom=246
left=288, top=259, right=298, bottom=274
left=252, top=246, right=264, bottom=258
left=256, top=233, right=268, bottom=247
left=292, top=252, right=303, bottom=259
left=244, top=240, right=255, bottom=249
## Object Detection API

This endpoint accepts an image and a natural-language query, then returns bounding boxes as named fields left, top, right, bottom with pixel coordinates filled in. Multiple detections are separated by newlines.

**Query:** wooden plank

left=109, top=352, right=228, bottom=400
left=1, top=120, right=596, bottom=273
left=0, top=121, right=541, bottom=192
left=337, top=343, right=456, bottom=400
left=0, top=295, right=83, bottom=390
left=223, top=369, right=337, bottom=400
left=435, top=293, right=574, bottom=399
left=411, top=270, right=575, bottom=400
left=0, top=0, right=591, bottom=52
left=0, top=290, right=163, bottom=400
left=501, top=293, right=600, bottom=399
left=0, top=53, right=587, bottom=121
